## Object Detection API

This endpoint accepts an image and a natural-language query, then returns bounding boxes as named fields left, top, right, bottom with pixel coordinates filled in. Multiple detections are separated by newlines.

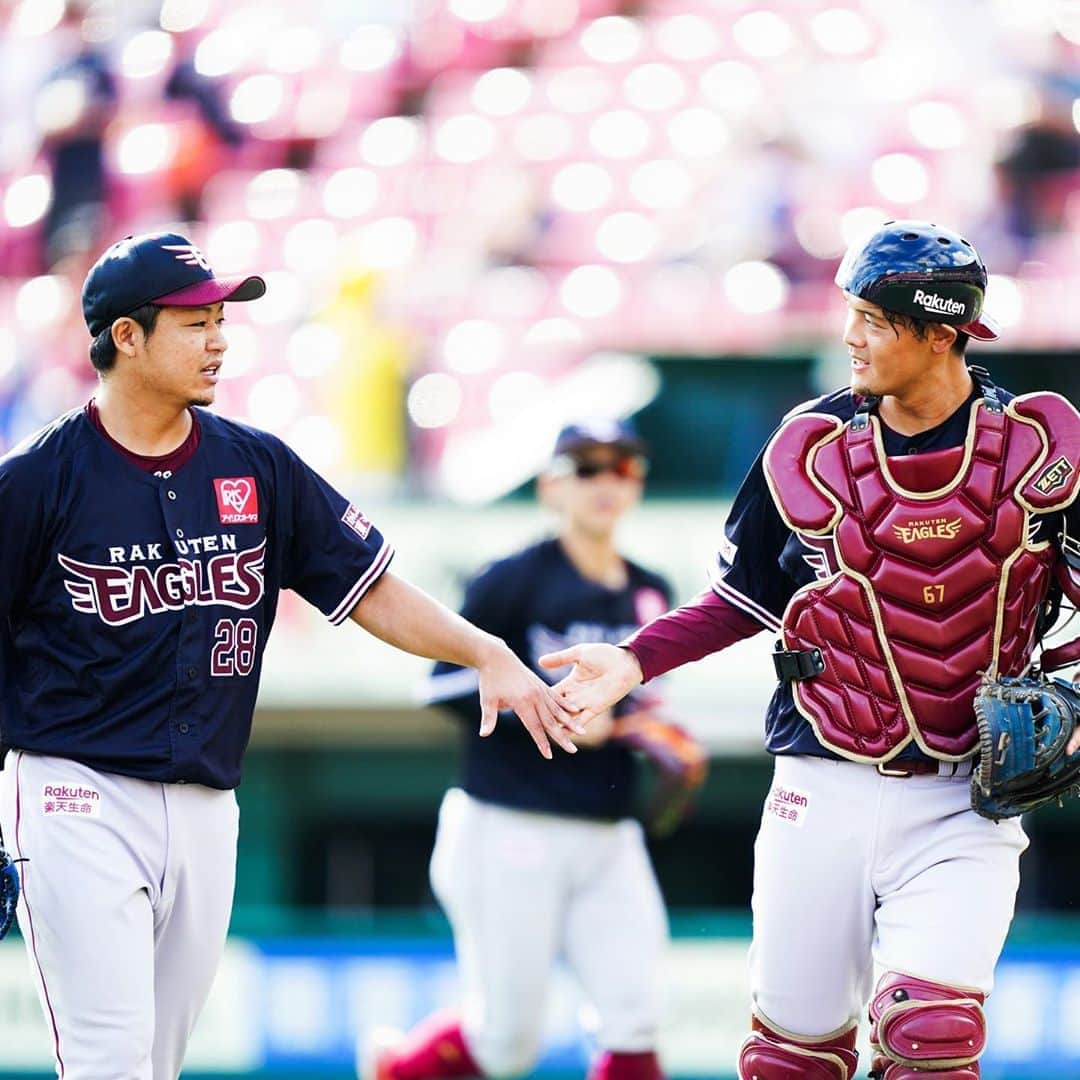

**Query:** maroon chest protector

left=764, top=390, right=1080, bottom=763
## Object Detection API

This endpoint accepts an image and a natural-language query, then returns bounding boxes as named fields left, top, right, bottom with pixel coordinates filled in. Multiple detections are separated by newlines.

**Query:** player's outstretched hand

left=476, top=640, right=584, bottom=759
left=539, top=643, right=644, bottom=726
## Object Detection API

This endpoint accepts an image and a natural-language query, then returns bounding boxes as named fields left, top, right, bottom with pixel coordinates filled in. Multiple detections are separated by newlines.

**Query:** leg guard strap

left=870, top=972, right=986, bottom=1070
left=872, top=1063, right=979, bottom=1079
left=738, top=1016, right=858, bottom=1080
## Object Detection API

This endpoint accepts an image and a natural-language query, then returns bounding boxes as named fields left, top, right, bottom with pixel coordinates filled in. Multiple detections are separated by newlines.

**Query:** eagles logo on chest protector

left=764, top=389, right=1080, bottom=764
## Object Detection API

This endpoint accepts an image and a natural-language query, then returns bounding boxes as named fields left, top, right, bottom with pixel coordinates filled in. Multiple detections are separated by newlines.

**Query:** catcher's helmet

left=835, top=220, right=998, bottom=340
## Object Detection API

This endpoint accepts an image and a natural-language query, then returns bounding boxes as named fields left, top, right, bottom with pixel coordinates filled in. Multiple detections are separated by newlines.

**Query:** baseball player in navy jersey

left=541, top=221, right=1080, bottom=1079
left=0, top=231, right=583, bottom=1080
left=364, top=421, right=706, bottom=1080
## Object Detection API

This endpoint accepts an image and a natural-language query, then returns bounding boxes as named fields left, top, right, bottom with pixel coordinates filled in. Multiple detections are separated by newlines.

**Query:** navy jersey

left=426, top=538, right=672, bottom=820
left=0, top=407, right=392, bottom=788
left=712, top=384, right=1079, bottom=762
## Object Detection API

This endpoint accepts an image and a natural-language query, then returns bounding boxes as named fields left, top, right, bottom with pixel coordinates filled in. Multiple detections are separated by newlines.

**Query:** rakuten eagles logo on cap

left=912, top=288, right=967, bottom=317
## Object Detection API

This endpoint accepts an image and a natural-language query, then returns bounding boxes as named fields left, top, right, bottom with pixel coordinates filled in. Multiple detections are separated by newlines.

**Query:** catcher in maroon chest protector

left=540, top=219, right=1080, bottom=1080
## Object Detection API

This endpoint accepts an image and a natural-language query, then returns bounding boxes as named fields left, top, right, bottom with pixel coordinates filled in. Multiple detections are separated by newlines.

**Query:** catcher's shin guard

left=869, top=972, right=985, bottom=1077
left=737, top=1014, right=858, bottom=1080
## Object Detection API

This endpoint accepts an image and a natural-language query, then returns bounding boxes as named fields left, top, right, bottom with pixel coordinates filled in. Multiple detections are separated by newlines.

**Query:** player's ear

left=110, top=315, right=139, bottom=358
left=111, top=317, right=143, bottom=358
left=929, top=321, right=958, bottom=356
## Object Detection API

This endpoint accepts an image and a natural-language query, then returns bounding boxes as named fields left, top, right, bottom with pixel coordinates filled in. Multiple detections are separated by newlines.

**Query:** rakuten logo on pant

left=765, top=785, right=809, bottom=826
left=41, top=784, right=101, bottom=818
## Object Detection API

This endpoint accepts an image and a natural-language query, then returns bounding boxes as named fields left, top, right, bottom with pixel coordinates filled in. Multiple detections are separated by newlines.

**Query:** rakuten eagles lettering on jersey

left=58, top=539, right=265, bottom=626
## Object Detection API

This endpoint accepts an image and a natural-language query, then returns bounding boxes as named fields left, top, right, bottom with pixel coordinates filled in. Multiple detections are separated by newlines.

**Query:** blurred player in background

left=0, top=231, right=582, bottom=1080
left=365, top=420, right=707, bottom=1080
left=541, top=221, right=1080, bottom=1079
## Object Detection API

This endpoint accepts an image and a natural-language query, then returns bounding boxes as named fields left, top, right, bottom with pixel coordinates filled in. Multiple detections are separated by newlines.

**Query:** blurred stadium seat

left=0, top=0, right=1077, bottom=495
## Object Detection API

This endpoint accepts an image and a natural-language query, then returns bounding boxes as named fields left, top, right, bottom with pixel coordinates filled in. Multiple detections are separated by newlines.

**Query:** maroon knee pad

left=869, top=972, right=985, bottom=1075
left=737, top=1015, right=858, bottom=1080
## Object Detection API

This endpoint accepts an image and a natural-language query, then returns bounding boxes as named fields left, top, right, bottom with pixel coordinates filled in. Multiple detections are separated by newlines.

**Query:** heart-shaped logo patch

left=213, top=477, right=259, bottom=524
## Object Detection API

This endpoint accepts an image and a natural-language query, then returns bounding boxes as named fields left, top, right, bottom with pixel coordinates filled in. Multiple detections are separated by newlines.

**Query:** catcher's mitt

left=971, top=672, right=1080, bottom=821
left=612, top=710, right=708, bottom=836
left=0, top=839, right=22, bottom=940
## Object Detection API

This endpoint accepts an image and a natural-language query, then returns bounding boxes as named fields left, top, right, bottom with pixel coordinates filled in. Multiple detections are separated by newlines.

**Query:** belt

left=876, top=759, right=974, bottom=779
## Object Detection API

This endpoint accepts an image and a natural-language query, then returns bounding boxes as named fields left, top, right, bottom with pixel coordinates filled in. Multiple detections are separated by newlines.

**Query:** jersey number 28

left=211, top=617, right=258, bottom=676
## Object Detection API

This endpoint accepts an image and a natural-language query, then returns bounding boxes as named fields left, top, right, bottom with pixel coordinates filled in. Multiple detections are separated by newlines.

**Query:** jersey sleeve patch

left=342, top=503, right=373, bottom=539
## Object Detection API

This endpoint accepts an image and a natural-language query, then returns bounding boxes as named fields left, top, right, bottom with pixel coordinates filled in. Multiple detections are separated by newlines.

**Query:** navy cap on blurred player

left=82, top=231, right=266, bottom=337
left=553, top=418, right=647, bottom=459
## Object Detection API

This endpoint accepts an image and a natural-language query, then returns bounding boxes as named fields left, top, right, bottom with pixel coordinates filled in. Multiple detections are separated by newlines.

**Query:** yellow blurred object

left=321, top=268, right=411, bottom=478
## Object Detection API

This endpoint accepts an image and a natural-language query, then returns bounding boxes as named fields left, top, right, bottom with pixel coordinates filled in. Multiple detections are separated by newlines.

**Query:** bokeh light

left=434, top=115, right=497, bottom=163
left=16, top=276, right=73, bottom=328
left=909, top=102, right=968, bottom=150
left=340, top=25, right=401, bottom=71
left=248, top=374, right=302, bottom=430
left=120, top=31, right=174, bottom=79
left=230, top=75, right=286, bottom=126
left=551, top=163, right=613, bottom=212
left=360, top=117, right=425, bottom=166
left=322, top=169, right=380, bottom=218
left=246, top=170, right=302, bottom=220
left=11, top=0, right=64, bottom=36
left=579, top=17, right=643, bottom=63
left=589, top=111, right=651, bottom=159
left=116, top=124, right=177, bottom=175
left=473, top=68, right=533, bottom=116
left=408, top=373, right=463, bottom=429
left=810, top=8, right=873, bottom=55
left=629, top=159, right=692, bottom=209
left=4, top=175, right=51, bottom=228
left=656, top=15, right=720, bottom=61
left=443, top=320, right=505, bottom=374
left=595, top=212, right=657, bottom=263
left=560, top=265, right=623, bottom=317
left=449, top=0, right=510, bottom=23
left=287, top=325, right=343, bottom=378
left=871, top=153, right=930, bottom=204
left=159, top=0, right=211, bottom=34
left=624, top=64, right=687, bottom=112
left=724, top=261, right=789, bottom=314
left=985, top=274, right=1022, bottom=329
left=733, top=10, right=795, bottom=58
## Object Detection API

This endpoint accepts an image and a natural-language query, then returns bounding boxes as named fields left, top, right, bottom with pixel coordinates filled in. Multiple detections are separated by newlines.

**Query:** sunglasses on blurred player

left=555, top=455, right=648, bottom=481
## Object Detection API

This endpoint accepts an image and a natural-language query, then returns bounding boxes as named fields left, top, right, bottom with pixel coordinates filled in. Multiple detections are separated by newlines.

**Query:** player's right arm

left=266, top=434, right=581, bottom=759
left=350, top=571, right=582, bottom=759
left=424, top=558, right=528, bottom=723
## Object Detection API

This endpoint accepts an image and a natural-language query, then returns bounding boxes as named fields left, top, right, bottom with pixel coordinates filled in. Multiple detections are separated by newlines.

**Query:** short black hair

left=881, top=309, right=970, bottom=357
left=88, top=303, right=162, bottom=373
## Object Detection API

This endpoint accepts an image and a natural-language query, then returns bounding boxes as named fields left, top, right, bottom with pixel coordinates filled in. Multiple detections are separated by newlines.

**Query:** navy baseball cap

left=553, top=418, right=647, bottom=458
left=82, top=232, right=266, bottom=337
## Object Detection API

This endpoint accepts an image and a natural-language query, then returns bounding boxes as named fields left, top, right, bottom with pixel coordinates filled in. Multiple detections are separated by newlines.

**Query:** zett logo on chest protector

left=213, top=477, right=259, bottom=524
